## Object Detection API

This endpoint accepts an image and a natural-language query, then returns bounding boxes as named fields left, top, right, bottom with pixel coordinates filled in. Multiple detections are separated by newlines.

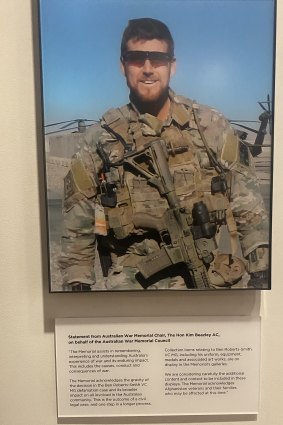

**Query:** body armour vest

left=95, top=94, right=249, bottom=289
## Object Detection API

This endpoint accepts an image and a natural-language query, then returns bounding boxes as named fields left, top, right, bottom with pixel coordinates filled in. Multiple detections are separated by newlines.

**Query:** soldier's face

left=120, top=38, right=176, bottom=105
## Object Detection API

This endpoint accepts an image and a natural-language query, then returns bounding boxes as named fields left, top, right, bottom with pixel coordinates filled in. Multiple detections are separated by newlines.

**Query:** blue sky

left=39, top=0, right=275, bottom=128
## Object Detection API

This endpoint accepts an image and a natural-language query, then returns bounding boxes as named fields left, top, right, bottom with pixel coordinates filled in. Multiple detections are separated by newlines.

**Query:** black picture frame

left=39, top=0, right=275, bottom=293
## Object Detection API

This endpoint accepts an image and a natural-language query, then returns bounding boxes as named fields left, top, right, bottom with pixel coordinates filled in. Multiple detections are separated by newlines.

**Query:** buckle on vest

left=99, top=180, right=117, bottom=207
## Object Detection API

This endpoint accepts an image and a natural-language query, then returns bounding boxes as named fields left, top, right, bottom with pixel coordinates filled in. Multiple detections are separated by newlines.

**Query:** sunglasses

left=121, top=51, right=174, bottom=67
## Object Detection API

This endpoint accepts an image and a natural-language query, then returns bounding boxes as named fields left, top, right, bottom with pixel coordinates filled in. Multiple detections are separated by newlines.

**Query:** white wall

left=0, top=1, right=282, bottom=424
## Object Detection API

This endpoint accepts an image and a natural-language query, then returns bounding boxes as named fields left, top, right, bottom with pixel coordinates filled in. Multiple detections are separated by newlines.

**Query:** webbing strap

left=192, top=107, right=226, bottom=176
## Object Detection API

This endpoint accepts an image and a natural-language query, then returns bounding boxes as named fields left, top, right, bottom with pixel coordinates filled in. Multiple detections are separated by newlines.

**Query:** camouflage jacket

left=59, top=90, right=269, bottom=290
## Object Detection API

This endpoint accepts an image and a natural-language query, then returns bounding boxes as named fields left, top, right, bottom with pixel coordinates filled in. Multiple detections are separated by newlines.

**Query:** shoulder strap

left=102, top=106, right=132, bottom=151
left=192, top=105, right=226, bottom=176
left=173, top=93, right=194, bottom=108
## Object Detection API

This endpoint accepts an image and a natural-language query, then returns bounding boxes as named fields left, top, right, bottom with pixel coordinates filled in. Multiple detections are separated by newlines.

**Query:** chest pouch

left=106, top=184, right=134, bottom=240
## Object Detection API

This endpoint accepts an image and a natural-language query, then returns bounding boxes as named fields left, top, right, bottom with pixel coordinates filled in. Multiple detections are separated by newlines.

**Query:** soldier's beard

left=130, top=89, right=170, bottom=118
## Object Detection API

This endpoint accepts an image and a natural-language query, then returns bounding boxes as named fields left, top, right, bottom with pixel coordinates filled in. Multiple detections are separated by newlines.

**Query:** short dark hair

left=121, top=18, right=174, bottom=59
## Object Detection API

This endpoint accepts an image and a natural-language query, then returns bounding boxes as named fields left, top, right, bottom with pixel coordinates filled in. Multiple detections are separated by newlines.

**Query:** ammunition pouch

left=106, top=185, right=134, bottom=239
left=137, top=245, right=184, bottom=279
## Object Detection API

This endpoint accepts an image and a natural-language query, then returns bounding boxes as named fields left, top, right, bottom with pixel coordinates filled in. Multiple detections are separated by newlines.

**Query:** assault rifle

left=124, top=139, right=218, bottom=289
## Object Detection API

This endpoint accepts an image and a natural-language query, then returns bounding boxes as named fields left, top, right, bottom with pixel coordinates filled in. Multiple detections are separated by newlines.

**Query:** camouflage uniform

left=59, top=90, right=269, bottom=290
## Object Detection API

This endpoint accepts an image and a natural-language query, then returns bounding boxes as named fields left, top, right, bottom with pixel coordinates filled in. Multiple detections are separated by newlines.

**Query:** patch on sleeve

left=239, top=142, right=250, bottom=166
left=221, top=135, right=250, bottom=168
left=221, top=133, right=239, bottom=164
left=63, top=156, right=97, bottom=211
left=64, top=170, right=77, bottom=201
left=72, top=157, right=93, bottom=190
left=63, top=170, right=86, bottom=211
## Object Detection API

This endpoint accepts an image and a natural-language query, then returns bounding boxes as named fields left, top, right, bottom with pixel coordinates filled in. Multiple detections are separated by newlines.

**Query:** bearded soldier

left=59, top=18, right=269, bottom=291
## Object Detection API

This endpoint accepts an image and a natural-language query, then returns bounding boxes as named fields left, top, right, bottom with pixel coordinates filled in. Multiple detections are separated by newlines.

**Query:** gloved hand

left=63, top=283, right=92, bottom=292
left=248, top=270, right=269, bottom=289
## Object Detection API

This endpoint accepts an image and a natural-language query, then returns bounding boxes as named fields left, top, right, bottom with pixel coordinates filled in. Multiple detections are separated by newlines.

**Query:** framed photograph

left=39, top=0, right=275, bottom=292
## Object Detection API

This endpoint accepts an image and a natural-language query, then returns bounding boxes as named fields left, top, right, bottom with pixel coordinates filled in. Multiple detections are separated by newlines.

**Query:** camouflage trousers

left=104, top=265, right=187, bottom=290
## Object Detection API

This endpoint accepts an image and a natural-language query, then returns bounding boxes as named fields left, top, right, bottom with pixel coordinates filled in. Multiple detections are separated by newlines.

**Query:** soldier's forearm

left=59, top=235, right=96, bottom=285
left=59, top=197, right=97, bottom=286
